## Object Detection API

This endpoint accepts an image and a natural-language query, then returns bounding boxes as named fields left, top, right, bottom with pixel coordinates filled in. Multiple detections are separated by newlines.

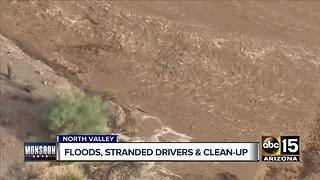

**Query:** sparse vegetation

left=7, top=163, right=49, bottom=179
left=103, top=89, right=117, bottom=101
left=48, top=91, right=108, bottom=135
left=9, top=163, right=86, bottom=180
left=23, top=82, right=36, bottom=93
left=7, top=62, right=13, bottom=80
left=300, top=117, right=320, bottom=178
left=48, top=165, right=85, bottom=180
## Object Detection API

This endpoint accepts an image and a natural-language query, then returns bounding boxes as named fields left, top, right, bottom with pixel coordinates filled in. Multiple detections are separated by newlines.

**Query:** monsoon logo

left=24, top=142, right=56, bottom=161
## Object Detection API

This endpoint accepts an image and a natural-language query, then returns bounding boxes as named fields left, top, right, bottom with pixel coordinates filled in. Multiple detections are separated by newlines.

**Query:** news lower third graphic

left=24, top=135, right=301, bottom=162
left=57, top=142, right=259, bottom=161
left=24, top=135, right=260, bottom=162
left=261, top=136, right=300, bottom=162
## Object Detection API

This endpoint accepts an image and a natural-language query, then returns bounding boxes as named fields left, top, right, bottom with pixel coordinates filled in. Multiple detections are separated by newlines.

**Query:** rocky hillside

left=0, top=33, right=192, bottom=179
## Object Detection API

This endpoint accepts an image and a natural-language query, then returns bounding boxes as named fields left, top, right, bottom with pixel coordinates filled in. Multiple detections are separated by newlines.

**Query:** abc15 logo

left=261, top=136, right=300, bottom=156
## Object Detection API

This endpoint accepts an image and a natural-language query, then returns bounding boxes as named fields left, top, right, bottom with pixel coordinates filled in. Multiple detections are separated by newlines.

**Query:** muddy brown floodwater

left=1, top=0, right=320, bottom=179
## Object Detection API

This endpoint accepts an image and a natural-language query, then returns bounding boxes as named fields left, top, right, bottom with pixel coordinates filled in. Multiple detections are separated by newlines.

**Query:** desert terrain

left=0, top=0, right=320, bottom=179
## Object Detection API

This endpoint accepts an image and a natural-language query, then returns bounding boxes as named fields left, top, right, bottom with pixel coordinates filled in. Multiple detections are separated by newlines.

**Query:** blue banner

left=57, top=135, right=118, bottom=143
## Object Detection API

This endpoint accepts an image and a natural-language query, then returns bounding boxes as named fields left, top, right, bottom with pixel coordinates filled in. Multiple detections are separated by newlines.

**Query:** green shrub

left=48, top=91, right=108, bottom=135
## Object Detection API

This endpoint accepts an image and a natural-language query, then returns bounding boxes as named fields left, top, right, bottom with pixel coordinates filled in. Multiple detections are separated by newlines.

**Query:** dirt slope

left=0, top=34, right=193, bottom=179
left=0, top=34, right=76, bottom=178
left=1, top=0, right=320, bottom=179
